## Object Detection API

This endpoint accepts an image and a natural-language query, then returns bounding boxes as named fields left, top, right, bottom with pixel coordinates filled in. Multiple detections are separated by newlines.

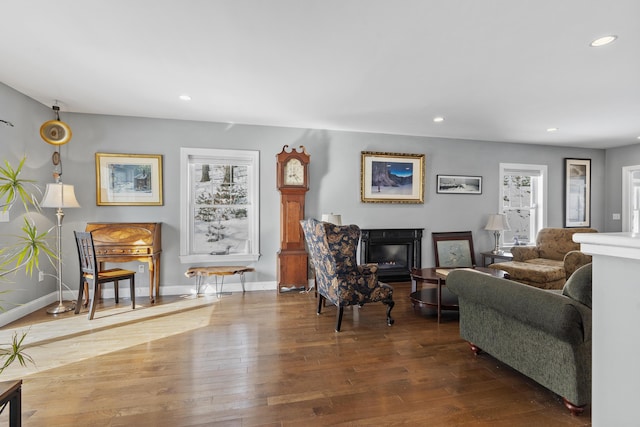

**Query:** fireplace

left=360, top=228, right=423, bottom=281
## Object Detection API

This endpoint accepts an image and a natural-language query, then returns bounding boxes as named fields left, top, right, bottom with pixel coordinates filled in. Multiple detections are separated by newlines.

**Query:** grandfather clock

left=276, top=145, right=310, bottom=292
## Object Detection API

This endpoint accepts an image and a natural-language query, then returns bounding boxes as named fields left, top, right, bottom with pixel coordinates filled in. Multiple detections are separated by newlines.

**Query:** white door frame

left=622, top=165, right=640, bottom=232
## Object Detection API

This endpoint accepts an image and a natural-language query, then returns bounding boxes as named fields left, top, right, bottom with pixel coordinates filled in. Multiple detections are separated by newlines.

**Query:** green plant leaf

left=0, top=157, right=38, bottom=213
left=0, top=331, right=34, bottom=374
left=0, top=218, right=56, bottom=278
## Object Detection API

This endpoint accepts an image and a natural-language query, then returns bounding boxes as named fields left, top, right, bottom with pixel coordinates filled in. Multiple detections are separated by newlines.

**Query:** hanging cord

left=52, top=150, right=62, bottom=182
left=0, top=119, right=14, bottom=127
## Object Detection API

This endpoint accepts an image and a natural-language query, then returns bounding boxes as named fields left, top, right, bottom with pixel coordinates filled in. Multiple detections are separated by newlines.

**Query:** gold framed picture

left=360, top=151, right=425, bottom=203
left=95, top=153, right=163, bottom=206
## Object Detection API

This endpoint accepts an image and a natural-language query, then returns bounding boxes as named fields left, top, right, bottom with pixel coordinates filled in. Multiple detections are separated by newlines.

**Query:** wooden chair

left=73, top=231, right=136, bottom=320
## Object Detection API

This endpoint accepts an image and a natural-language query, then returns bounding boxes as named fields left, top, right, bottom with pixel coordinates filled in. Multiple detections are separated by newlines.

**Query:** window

left=622, top=165, right=640, bottom=233
left=180, top=148, right=260, bottom=264
left=499, top=163, right=547, bottom=247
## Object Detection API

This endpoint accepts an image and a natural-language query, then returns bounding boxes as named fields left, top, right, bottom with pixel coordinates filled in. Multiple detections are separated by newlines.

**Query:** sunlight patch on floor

left=0, top=294, right=221, bottom=381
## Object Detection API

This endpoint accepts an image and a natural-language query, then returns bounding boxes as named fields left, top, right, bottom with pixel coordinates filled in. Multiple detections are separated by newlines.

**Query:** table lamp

left=484, top=213, right=510, bottom=255
left=321, top=213, right=342, bottom=225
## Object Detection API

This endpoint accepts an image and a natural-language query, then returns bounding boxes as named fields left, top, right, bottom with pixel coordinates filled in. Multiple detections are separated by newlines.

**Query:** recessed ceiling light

left=590, top=35, right=617, bottom=47
left=179, top=94, right=192, bottom=101
left=547, top=127, right=559, bottom=133
left=433, top=116, right=444, bottom=123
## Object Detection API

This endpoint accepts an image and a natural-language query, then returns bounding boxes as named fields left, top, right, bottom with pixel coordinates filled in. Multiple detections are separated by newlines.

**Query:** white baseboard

left=0, top=292, right=60, bottom=327
left=0, top=281, right=278, bottom=327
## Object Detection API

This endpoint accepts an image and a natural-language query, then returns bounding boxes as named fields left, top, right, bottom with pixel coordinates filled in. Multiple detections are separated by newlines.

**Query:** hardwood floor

left=0, top=282, right=591, bottom=426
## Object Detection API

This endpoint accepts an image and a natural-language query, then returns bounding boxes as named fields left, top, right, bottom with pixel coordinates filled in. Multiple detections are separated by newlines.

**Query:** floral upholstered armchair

left=488, top=227, right=597, bottom=289
left=300, top=218, right=395, bottom=332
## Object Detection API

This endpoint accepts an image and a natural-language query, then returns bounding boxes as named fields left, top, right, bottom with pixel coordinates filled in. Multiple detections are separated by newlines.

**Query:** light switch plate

left=0, top=211, right=9, bottom=222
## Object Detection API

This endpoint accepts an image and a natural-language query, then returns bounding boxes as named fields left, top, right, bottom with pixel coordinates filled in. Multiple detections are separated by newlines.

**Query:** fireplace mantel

left=360, top=228, right=423, bottom=281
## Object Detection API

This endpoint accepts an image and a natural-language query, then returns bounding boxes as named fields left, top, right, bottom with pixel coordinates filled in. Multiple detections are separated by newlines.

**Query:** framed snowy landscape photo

left=436, top=175, right=482, bottom=195
left=179, top=147, right=260, bottom=264
left=360, top=151, right=425, bottom=204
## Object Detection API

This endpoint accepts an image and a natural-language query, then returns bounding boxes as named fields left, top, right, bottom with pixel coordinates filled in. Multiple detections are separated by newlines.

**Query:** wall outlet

left=613, top=213, right=621, bottom=220
left=38, top=271, right=44, bottom=282
left=0, top=211, right=9, bottom=222
left=138, top=264, right=145, bottom=273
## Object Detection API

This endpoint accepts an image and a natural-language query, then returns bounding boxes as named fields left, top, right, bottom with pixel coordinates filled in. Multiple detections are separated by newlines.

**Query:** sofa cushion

left=490, top=261, right=565, bottom=283
left=524, top=258, right=564, bottom=268
left=562, top=263, right=593, bottom=308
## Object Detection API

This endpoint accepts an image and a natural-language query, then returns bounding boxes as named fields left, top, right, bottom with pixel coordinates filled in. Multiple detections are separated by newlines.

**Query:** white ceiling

left=1, top=1, right=639, bottom=149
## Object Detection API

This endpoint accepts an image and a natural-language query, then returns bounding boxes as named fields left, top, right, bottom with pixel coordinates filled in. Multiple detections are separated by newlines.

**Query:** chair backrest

left=535, top=227, right=598, bottom=261
left=432, top=231, right=476, bottom=267
left=300, top=218, right=360, bottom=287
left=74, top=231, right=98, bottom=276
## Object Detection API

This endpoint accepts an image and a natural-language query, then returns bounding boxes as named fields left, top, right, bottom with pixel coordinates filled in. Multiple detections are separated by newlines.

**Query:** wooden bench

left=184, top=266, right=255, bottom=296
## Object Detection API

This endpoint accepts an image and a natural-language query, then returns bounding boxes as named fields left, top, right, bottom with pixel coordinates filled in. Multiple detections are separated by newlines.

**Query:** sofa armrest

left=447, top=269, right=590, bottom=343
left=510, top=245, right=539, bottom=261
left=564, top=251, right=592, bottom=279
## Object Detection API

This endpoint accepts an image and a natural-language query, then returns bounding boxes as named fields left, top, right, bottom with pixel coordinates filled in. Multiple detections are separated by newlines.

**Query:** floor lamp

left=41, top=182, right=80, bottom=314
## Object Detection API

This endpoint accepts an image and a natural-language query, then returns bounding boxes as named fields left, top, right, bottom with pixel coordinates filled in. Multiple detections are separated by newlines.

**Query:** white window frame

left=499, top=163, right=548, bottom=247
left=180, top=147, right=260, bottom=264
left=622, top=165, right=640, bottom=233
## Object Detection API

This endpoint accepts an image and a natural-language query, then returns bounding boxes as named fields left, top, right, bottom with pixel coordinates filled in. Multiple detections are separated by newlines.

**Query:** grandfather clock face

left=284, top=158, right=305, bottom=186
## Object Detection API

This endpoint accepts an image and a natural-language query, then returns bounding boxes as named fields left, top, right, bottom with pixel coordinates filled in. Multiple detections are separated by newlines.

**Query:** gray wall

left=0, top=83, right=59, bottom=305
left=1, top=82, right=617, bottom=309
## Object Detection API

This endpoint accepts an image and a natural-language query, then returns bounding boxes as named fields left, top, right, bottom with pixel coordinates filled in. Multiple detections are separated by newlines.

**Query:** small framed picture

left=95, top=153, right=163, bottom=206
left=432, top=231, right=476, bottom=267
left=436, top=175, right=482, bottom=194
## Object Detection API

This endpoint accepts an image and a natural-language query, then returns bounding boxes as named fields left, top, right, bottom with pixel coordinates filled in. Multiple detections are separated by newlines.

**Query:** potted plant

left=0, top=156, right=56, bottom=373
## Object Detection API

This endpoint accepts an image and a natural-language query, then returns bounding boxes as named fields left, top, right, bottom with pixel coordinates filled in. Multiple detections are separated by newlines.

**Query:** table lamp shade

left=321, top=213, right=342, bottom=225
left=484, top=213, right=510, bottom=231
left=40, top=183, right=80, bottom=209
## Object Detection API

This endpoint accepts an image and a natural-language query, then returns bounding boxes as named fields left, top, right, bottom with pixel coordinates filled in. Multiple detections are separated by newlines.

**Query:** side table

left=0, top=380, right=21, bottom=427
left=480, top=251, right=513, bottom=267
left=410, top=267, right=509, bottom=322
left=184, top=266, right=254, bottom=296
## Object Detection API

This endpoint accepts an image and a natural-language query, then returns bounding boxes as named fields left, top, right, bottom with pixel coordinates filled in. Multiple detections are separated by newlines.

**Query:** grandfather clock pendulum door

left=276, top=145, right=310, bottom=292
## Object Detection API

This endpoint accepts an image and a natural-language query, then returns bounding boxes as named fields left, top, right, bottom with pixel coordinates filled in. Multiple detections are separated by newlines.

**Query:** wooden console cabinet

left=85, top=222, right=162, bottom=302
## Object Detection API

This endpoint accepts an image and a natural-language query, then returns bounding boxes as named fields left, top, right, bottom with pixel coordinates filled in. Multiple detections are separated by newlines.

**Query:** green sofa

left=446, top=264, right=592, bottom=415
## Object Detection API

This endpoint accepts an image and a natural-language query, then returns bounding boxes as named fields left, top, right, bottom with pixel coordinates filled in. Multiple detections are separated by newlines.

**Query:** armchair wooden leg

left=384, top=298, right=395, bottom=326
left=317, top=295, right=324, bottom=315
left=469, top=342, right=482, bottom=355
left=335, top=306, right=344, bottom=332
left=562, top=398, right=585, bottom=416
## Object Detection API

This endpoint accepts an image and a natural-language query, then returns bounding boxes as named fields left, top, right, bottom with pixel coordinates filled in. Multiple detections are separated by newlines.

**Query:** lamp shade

left=484, top=213, right=510, bottom=231
left=321, top=213, right=342, bottom=225
left=40, top=183, right=80, bottom=209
